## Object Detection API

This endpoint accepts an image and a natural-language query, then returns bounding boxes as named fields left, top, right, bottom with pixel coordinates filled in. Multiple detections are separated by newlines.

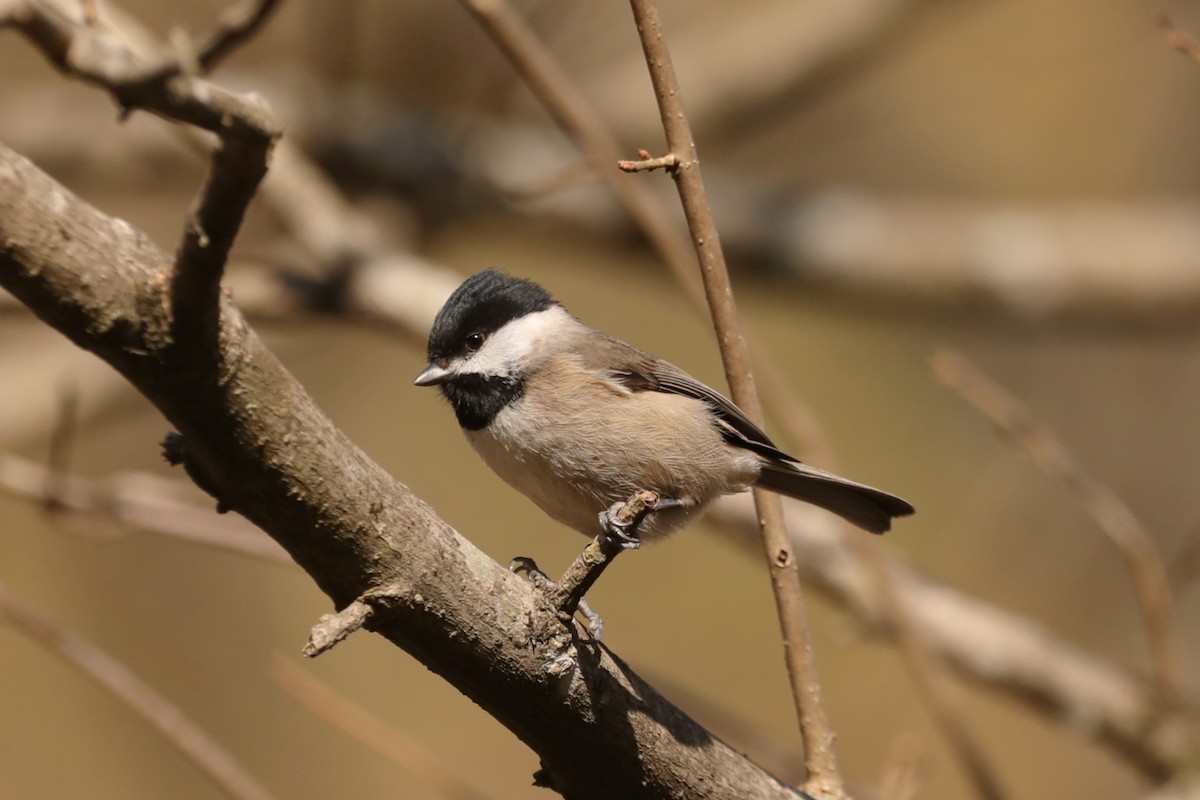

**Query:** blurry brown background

left=3, top=0, right=1200, bottom=798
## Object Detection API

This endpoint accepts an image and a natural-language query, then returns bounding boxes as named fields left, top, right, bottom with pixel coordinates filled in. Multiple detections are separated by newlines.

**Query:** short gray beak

left=413, top=363, right=451, bottom=387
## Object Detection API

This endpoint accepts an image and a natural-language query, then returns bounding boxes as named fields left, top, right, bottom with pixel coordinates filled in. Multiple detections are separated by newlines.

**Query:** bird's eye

left=464, top=332, right=485, bottom=352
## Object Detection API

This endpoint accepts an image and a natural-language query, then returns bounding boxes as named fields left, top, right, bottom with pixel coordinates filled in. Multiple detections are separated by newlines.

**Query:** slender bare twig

left=42, top=381, right=79, bottom=509
left=709, top=495, right=1199, bottom=781
left=617, top=151, right=679, bottom=173
left=0, top=581, right=279, bottom=800
left=625, top=2, right=843, bottom=795
left=302, top=597, right=377, bottom=658
left=272, top=657, right=496, bottom=800
left=455, top=0, right=836, bottom=466
left=195, top=0, right=285, bottom=73
left=0, top=453, right=289, bottom=561
left=931, top=350, right=1188, bottom=704
left=0, top=0, right=281, bottom=346
left=855, top=536, right=1008, bottom=800
left=547, top=490, right=659, bottom=624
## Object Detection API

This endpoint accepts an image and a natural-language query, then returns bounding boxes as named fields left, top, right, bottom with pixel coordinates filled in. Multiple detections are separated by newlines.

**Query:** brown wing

left=583, top=332, right=799, bottom=464
left=579, top=331, right=914, bottom=533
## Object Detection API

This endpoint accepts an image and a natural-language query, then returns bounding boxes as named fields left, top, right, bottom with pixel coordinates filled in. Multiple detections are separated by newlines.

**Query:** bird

left=414, top=269, right=913, bottom=545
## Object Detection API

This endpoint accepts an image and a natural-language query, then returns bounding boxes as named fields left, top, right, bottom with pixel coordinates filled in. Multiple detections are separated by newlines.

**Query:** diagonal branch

left=0, top=580, right=279, bottom=800
left=195, top=0, right=285, bottom=73
left=710, top=496, right=1200, bottom=782
left=931, top=350, right=1188, bottom=705
left=0, top=138, right=798, bottom=799
left=1, top=0, right=281, bottom=346
left=272, top=656, right=497, bottom=800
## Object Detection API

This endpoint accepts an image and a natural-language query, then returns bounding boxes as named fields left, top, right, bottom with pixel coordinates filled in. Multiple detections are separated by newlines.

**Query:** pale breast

left=465, top=359, right=761, bottom=540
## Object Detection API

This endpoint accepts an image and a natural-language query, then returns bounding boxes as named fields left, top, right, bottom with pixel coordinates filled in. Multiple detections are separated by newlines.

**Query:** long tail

left=755, top=462, right=914, bottom=534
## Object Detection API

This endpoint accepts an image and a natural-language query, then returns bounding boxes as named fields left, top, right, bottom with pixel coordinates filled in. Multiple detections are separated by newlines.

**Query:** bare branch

left=272, top=657, right=497, bottom=800
left=195, top=0, right=285, bottom=73
left=0, top=136, right=799, bottom=799
left=617, top=151, right=679, bottom=173
left=625, top=2, right=843, bottom=794
left=0, top=581, right=279, bottom=800
left=455, top=0, right=837, bottom=466
left=1, top=0, right=281, bottom=347
left=303, top=598, right=375, bottom=658
left=546, top=490, right=660, bottom=625
left=709, top=495, right=1200, bottom=780
left=0, top=452, right=289, bottom=561
left=931, top=350, right=1188, bottom=705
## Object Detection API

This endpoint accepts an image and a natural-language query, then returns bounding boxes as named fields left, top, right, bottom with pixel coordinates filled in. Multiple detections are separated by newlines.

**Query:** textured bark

left=0, top=141, right=804, bottom=799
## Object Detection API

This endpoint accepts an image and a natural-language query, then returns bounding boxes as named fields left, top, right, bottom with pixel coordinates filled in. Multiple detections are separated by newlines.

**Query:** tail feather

left=755, top=462, right=914, bottom=534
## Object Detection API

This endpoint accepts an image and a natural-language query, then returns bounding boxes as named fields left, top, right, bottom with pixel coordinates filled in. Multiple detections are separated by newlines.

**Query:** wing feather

left=581, top=333, right=799, bottom=463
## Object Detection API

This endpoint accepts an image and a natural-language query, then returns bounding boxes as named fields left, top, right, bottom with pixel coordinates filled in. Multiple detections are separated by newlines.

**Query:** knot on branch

left=617, top=149, right=679, bottom=174
left=161, top=431, right=231, bottom=513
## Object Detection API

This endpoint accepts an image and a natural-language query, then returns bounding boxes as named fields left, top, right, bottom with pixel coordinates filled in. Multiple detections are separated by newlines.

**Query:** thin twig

left=625, top=2, right=843, bottom=795
left=0, top=581, right=279, bottom=800
left=547, top=490, right=659, bottom=625
left=272, top=656, right=496, bottom=800
left=42, top=380, right=79, bottom=510
left=855, top=536, right=1009, bottom=800
left=931, top=349, right=1188, bottom=704
left=617, top=151, right=679, bottom=173
left=455, top=0, right=835, bottom=466
left=0, top=452, right=289, bottom=561
left=195, top=0, right=285, bottom=73
left=0, top=0, right=281, bottom=346
left=711, top=493, right=1199, bottom=781
left=302, top=599, right=374, bottom=657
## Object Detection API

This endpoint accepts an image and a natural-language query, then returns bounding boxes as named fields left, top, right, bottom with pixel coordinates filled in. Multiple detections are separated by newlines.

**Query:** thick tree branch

left=0, top=142, right=801, bottom=800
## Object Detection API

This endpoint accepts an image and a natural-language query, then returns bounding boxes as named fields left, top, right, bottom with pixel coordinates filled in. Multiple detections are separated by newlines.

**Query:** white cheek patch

left=454, top=305, right=573, bottom=378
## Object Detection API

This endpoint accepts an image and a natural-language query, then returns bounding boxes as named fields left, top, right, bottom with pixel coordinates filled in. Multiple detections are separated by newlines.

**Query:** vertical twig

left=625, top=2, right=844, bottom=795
left=42, top=380, right=79, bottom=509
left=455, top=0, right=836, bottom=466
left=931, top=349, right=1187, bottom=704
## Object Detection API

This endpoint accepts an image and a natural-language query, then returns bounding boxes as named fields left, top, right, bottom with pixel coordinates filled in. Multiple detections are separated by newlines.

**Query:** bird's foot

left=597, top=491, right=684, bottom=550
left=510, top=556, right=604, bottom=640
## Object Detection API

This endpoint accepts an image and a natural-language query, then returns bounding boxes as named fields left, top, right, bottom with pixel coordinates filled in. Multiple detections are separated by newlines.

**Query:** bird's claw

left=598, top=494, right=685, bottom=550
left=509, top=555, right=605, bottom=640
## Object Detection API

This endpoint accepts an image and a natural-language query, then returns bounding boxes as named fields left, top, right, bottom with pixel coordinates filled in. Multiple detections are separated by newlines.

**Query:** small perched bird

left=415, top=269, right=913, bottom=544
